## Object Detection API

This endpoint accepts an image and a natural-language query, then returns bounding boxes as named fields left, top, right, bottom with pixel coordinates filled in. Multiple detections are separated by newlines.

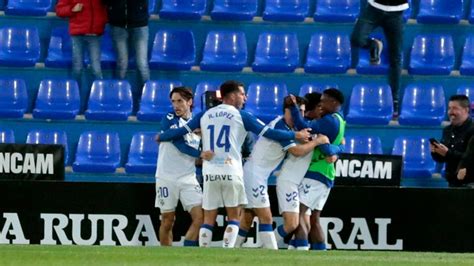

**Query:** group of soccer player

left=155, top=80, right=346, bottom=250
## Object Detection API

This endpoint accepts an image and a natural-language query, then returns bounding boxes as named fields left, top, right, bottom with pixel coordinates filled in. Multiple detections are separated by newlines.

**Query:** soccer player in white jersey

left=235, top=96, right=330, bottom=249
left=155, top=86, right=213, bottom=247
left=157, top=80, right=311, bottom=248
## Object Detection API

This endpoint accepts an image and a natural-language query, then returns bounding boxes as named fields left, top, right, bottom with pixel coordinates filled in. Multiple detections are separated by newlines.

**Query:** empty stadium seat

left=33, top=79, right=80, bottom=120
left=5, top=0, right=52, bottom=16
left=403, top=0, right=412, bottom=20
left=149, top=0, right=158, bottom=14
left=193, top=81, right=221, bottom=114
left=26, top=129, right=69, bottom=164
left=0, top=26, right=40, bottom=67
left=252, top=32, right=300, bottom=73
left=346, top=83, right=393, bottom=125
left=305, top=32, right=351, bottom=74
left=245, top=82, right=288, bottom=123
left=0, top=129, right=15, bottom=143
left=200, top=31, right=248, bottom=72
left=137, top=80, right=183, bottom=121
left=408, top=34, right=454, bottom=75
left=159, top=0, right=207, bottom=20
left=417, top=0, right=462, bottom=24
left=0, top=78, right=27, bottom=118
left=460, top=35, right=474, bottom=75
left=262, top=0, right=309, bottom=22
left=45, top=27, right=72, bottom=68
left=313, top=0, right=359, bottom=23
left=125, top=132, right=159, bottom=174
left=72, top=131, right=121, bottom=173
left=149, top=30, right=196, bottom=70
left=84, top=80, right=133, bottom=121
left=470, top=3, right=474, bottom=24
left=211, top=0, right=257, bottom=21
left=392, top=136, right=436, bottom=178
left=398, top=83, right=446, bottom=126
left=345, top=135, right=383, bottom=155
left=356, top=35, right=391, bottom=75
left=299, top=83, right=338, bottom=96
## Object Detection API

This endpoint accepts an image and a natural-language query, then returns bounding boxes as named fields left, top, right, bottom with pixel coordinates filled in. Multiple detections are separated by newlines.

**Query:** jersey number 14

left=207, top=125, right=230, bottom=152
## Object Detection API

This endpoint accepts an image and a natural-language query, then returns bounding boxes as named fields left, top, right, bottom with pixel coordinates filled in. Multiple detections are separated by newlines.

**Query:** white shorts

left=202, top=173, right=247, bottom=210
left=244, top=169, right=270, bottom=209
left=299, top=178, right=331, bottom=211
left=155, top=176, right=202, bottom=213
left=276, top=179, right=300, bottom=214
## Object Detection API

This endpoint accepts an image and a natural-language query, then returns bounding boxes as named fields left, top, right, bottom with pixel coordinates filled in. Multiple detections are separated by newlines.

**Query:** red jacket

left=56, top=0, right=108, bottom=36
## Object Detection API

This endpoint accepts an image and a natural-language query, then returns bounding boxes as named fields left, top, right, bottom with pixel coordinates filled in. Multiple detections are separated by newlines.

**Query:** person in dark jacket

left=56, top=0, right=108, bottom=81
left=102, top=0, right=150, bottom=86
left=431, top=95, right=474, bottom=187
left=457, top=136, right=474, bottom=186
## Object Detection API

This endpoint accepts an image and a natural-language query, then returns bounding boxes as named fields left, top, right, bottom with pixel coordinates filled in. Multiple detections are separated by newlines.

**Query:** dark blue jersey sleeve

left=319, top=143, right=345, bottom=156
left=240, top=111, right=295, bottom=141
left=172, top=138, right=201, bottom=158
left=159, top=112, right=203, bottom=141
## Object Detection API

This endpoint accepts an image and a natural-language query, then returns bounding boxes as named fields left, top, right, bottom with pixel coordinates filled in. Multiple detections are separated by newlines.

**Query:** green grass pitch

left=0, top=245, right=473, bottom=266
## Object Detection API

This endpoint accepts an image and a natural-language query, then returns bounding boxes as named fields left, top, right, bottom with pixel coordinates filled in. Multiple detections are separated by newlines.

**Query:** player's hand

left=200, top=150, right=214, bottom=161
left=432, top=142, right=448, bottom=156
left=325, top=155, right=338, bottom=163
left=457, top=168, right=466, bottom=180
left=314, top=134, right=329, bottom=145
left=155, top=134, right=161, bottom=143
left=295, top=128, right=311, bottom=143
left=72, top=3, right=83, bottom=12
left=284, top=94, right=297, bottom=106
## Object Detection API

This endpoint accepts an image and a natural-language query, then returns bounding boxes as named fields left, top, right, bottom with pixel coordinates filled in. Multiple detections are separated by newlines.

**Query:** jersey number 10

left=207, top=125, right=230, bottom=152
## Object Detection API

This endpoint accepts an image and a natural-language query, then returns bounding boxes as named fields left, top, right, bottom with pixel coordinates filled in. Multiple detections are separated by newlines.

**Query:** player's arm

left=287, top=138, right=323, bottom=157
left=172, top=138, right=201, bottom=158
left=157, top=112, right=203, bottom=142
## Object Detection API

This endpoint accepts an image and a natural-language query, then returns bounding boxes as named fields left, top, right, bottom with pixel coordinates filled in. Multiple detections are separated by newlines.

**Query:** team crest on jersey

left=194, top=185, right=202, bottom=193
left=224, top=156, right=233, bottom=165
left=166, top=113, right=174, bottom=120
left=159, top=199, right=165, bottom=206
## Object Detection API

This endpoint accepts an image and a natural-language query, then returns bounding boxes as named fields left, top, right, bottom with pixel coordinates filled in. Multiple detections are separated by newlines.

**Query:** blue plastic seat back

left=392, top=136, right=436, bottom=178
left=252, top=32, right=300, bottom=73
left=345, top=135, right=383, bottom=155
left=246, top=82, right=288, bottom=123
left=149, top=0, right=158, bottom=14
left=193, top=81, right=221, bottom=114
left=45, top=26, right=72, bottom=68
left=305, top=32, right=351, bottom=74
left=26, top=129, right=69, bottom=163
left=263, top=0, right=309, bottom=22
left=460, top=35, right=474, bottom=75
left=159, top=0, right=207, bottom=20
left=5, top=0, right=52, bottom=16
left=85, top=80, right=133, bottom=121
left=409, top=34, right=455, bottom=75
left=200, top=31, right=248, bottom=72
left=356, top=34, right=391, bottom=75
left=470, top=3, right=474, bottom=23
left=299, top=83, right=338, bottom=96
left=456, top=85, right=474, bottom=116
left=0, top=78, right=28, bottom=118
left=149, top=29, right=196, bottom=70
left=346, top=83, right=393, bottom=125
left=73, top=131, right=121, bottom=173
left=33, top=79, right=80, bottom=120
left=211, top=0, right=258, bottom=21
left=125, top=132, right=159, bottom=174
left=0, top=129, right=15, bottom=143
left=314, top=0, right=360, bottom=22
left=399, top=83, right=446, bottom=126
left=417, top=0, right=462, bottom=24
left=137, top=80, right=183, bottom=121
left=0, top=26, right=40, bottom=67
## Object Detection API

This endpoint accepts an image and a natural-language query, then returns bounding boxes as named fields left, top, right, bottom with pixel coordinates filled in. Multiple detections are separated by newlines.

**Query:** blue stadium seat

left=252, top=32, right=300, bottom=73
left=403, top=0, right=412, bottom=20
left=84, top=80, right=133, bottom=121
left=262, top=0, right=309, bottom=22
left=84, top=29, right=116, bottom=69
left=26, top=129, right=69, bottom=164
left=125, top=132, right=159, bottom=174
left=72, top=131, right=121, bottom=173
left=417, top=0, right=462, bottom=24
left=470, top=3, right=474, bottom=24
left=193, top=81, right=221, bottom=114
left=0, top=26, right=40, bottom=67
left=45, top=27, right=72, bottom=68
left=398, top=83, right=446, bottom=126
left=137, top=80, right=183, bottom=121
left=313, top=0, right=359, bottom=23
left=149, top=29, right=196, bottom=70
left=33, top=79, right=80, bottom=120
left=346, top=83, right=393, bottom=125
left=392, top=136, right=436, bottom=178
left=345, top=135, right=383, bottom=155
left=460, top=35, right=474, bottom=75
left=299, top=83, right=338, bottom=96
left=456, top=85, right=474, bottom=117
left=200, top=31, right=248, bottom=72
left=159, top=0, right=207, bottom=20
left=408, top=34, right=454, bottom=75
left=0, top=128, right=15, bottom=143
left=149, top=0, right=158, bottom=14
left=245, top=82, right=288, bottom=123
left=305, top=32, right=351, bottom=74
left=0, top=78, right=27, bottom=118
left=5, top=0, right=52, bottom=16
left=211, top=0, right=257, bottom=21
left=356, top=35, right=391, bottom=75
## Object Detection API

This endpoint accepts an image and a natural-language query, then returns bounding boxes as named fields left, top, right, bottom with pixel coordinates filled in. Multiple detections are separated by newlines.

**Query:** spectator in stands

left=431, top=95, right=474, bottom=187
left=457, top=136, right=474, bottom=187
left=102, top=0, right=150, bottom=87
left=350, top=0, right=409, bottom=118
left=56, top=0, right=108, bottom=81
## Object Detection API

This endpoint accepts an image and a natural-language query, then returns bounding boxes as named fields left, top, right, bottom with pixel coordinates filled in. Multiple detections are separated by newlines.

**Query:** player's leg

left=155, top=179, right=179, bottom=246
left=235, top=208, right=255, bottom=248
left=293, top=204, right=310, bottom=250
left=309, top=210, right=326, bottom=251
left=199, top=209, right=218, bottom=247
left=159, top=211, right=175, bottom=246
left=222, top=175, right=247, bottom=248
left=275, top=180, right=300, bottom=247
left=184, top=205, right=203, bottom=247
left=223, top=206, right=242, bottom=248
left=254, top=207, right=278, bottom=249
left=180, top=180, right=204, bottom=247
left=199, top=176, right=221, bottom=248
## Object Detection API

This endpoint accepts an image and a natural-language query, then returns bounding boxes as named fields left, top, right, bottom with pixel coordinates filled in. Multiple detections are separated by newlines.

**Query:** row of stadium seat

left=2, top=26, right=474, bottom=75
left=1, top=0, right=471, bottom=25
left=0, top=128, right=439, bottom=178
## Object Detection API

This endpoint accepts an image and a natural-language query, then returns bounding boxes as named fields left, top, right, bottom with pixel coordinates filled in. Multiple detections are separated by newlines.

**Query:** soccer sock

left=258, top=224, right=277, bottom=250
left=294, top=239, right=309, bottom=251
left=183, top=239, right=199, bottom=247
left=311, top=242, right=327, bottom=251
left=222, top=220, right=240, bottom=248
left=234, top=228, right=248, bottom=248
left=199, top=224, right=213, bottom=248
left=274, top=225, right=288, bottom=248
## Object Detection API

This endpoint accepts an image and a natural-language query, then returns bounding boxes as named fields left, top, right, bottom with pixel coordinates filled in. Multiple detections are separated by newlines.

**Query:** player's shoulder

left=165, top=111, right=177, bottom=121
